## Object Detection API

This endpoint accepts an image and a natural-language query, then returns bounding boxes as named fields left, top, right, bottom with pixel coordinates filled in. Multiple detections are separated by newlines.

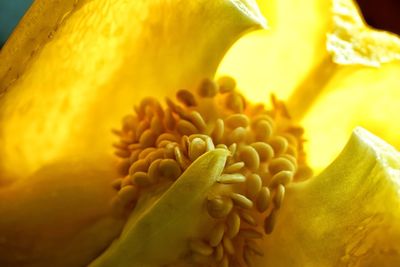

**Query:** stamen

left=209, top=222, right=225, bottom=247
left=112, top=76, right=312, bottom=267
left=226, top=212, right=241, bottom=238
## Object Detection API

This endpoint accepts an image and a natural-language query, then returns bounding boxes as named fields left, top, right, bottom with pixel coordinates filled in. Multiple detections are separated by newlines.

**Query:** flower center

left=112, top=76, right=311, bottom=267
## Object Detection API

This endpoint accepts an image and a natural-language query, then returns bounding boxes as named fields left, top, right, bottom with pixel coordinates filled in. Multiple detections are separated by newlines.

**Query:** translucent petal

left=328, top=0, right=400, bottom=66
left=0, top=0, right=265, bottom=180
left=302, top=0, right=400, bottom=171
left=256, top=127, right=400, bottom=266
left=218, top=0, right=331, bottom=102
left=0, top=1, right=265, bottom=266
left=303, top=62, right=400, bottom=171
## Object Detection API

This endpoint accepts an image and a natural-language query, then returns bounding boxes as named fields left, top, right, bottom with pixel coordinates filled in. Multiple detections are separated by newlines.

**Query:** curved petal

left=255, top=127, right=400, bottom=266
left=302, top=0, right=400, bottom=171
left=90, top=149, right=228, bottom=267
left=328, top=0, right=400, bottom=66
left=219, top=0, right=400, bottom=172
left=0, top=0, right=266, bottom=180
left=0, top=1, right=265, bottom=266
left=217, top=0, right=331, bottom=102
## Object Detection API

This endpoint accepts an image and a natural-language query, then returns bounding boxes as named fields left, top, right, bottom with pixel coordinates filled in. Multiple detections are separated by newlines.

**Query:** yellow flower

left=0, top=0, right=399, bottom=267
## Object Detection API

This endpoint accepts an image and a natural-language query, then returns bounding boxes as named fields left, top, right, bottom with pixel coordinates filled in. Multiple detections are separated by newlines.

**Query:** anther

left=246, top=240, right=264, bottom=256
left=269, top=136, right=289, bottom=155
left=163, top=108, right=176, bottom=130
left=256, top=187, right=271, bottom=213
left=197, top=78, right=218, bottom=98
left=223, top=161, right=245, bottom=174
left=225, top=114, right=250, bottom=129
left=159, top=159, right=182, bottom=180
left=188, top=111, right=207, bottom=133
left=207, top=196, right=233, bottom=218
left=129, top=159, right=149, bottom=174
left=189, top=137, right=207, bottom=161
left=229, top=127, right=247, bottom=144
left=147, top=159, right=162, bottom=183
left=243, top=248, right=255, bottom=267
left=264, top=209, right=278, bottom=234
left=218, top=76, right=236, bottom=93
left=177, top=89, right=197, bottom=107
left=138, top=147, right=156, bottom=159
left=270, top=171, right=293, bottom=187
left=268, top=157, right=296, bottom=175
left=222, top=236, right=235, bottom=255
left=209, top=222, right=225, bottom=247
left=177, top=120, right=198, bottom=136
left=117, top=185, right=139, bottom=206
left=239, top=210, right=257, bottom=226
left=189, top=240, right=213, bottom=256
left=131, top=172, right=152, bottom=187
left=139, top=129, right=157, bottom=147
left=250, top=142, right=274, bottom=162
left=215, top=244, right=224, bottom=261
left=239, top=146, right=260, bottom=171
left=226, top=212, right=241, bottom=238
left=253, top=120, right=273, bottom=141
left=111, top=178, right=123, bottom=191
left=211, top=119, right=224, bottom=144
left=230, top=193, right=253, bottom=209
left=246, top=173, right=262, bottom=198
left=274, top=184, right=285, bottom=209
left=239, top=228, right=263, bottom=239
left=217, top=173, right=246, bottom=184
left=226, top=92, right=244, bottom=113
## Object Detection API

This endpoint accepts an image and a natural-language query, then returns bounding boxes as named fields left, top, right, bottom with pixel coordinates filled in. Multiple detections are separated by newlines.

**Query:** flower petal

left=328, top=0, right=400, bottom=66
left=302, top=61, right=400, bottom=171
left=301, top=0, right=400, bottom=171
left=89, top=149, right=228, bottom=267
left=0, top=0, right=265, bottom=180
left=218, top=0, right=331, bottom=101
left=255, top=127, right=400, bottom=266
left=0, top=1, right=265, bottom=266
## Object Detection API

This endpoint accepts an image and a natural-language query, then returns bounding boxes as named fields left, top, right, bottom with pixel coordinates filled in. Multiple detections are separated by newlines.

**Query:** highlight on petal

left=217, top=0, right=332, bottom=102
left=0, top=0, right=266, bottom=266
left=231, top=0, right=267, bottom=29
left=255, top=127, right=400, bottom=267
left=249, top=0, right=400, bottom=171
left=328, top=0, right=400, bottom=66
left=0, top=0, right=265, bottom=181
left=89, top=149, right=228, bottom=267
left=302, top=0, right=400, bottom=171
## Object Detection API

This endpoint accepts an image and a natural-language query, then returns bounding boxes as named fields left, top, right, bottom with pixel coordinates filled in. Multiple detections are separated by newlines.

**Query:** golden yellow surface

left=0, top=1, right=265, bottom=266
left=220, top=0, right=400, bottom=171
left=256, top=127, right=400, bottom=266
left=0, top=0, right=400, bottom=266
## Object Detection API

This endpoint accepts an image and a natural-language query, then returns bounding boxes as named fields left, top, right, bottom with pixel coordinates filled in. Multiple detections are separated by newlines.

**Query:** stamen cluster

left=112, top=76, right=311, bottom=267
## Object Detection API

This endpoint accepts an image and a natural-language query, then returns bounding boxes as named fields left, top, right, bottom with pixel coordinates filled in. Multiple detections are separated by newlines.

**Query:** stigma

left=111, top=76, right=311, bottom=267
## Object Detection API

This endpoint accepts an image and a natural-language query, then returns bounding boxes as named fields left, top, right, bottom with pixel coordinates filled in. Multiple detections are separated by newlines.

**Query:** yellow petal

left=256, top=127, right=400, bottom=266
left=220, top=0, right=400, bottom=172
left=328, top=0, right=400, bottom=66
left=302, top=0, right=400, bottom=171
left=0, top=157, right=124, bottom=266
left=0, top=0, right=265, bottom=180
left=89, top=149, right=228, bottom=267
left=0, top=1, right=265, bottom=266
left=302, top=61, right=400, bottom=171
left=218, top=0, right=331, bottom=102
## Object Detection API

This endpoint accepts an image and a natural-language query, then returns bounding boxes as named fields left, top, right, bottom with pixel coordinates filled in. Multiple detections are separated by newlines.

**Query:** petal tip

left=230, top=0, right=268, bottom=29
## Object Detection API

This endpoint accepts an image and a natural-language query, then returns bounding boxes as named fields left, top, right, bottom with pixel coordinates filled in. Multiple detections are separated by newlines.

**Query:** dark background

left=0, top=0, right=399, bottom=48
